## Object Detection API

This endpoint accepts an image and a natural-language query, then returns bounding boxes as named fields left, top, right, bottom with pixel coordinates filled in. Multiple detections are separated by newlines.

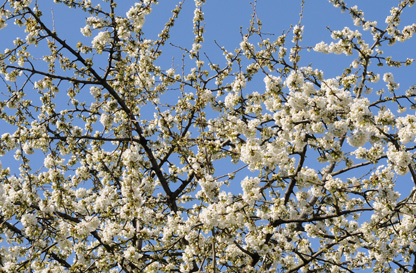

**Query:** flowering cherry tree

left=1, top=0, right=416, bottom=272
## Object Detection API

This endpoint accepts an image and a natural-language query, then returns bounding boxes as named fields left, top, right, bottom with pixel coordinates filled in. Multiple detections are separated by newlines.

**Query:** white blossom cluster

left=126, top=4, right=146, bottom=32
left=387, top=144, right=412, bottom=175
left=91, top=31, right=111, bottom=53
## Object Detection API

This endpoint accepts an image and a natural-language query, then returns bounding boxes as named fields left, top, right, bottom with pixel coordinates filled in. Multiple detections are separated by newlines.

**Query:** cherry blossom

left=0, top=0, right=415, bottom=272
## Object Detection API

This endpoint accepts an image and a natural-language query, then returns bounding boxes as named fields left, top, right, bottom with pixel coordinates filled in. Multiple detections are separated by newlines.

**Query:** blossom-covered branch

left=0, top=0, right=416, bottom=272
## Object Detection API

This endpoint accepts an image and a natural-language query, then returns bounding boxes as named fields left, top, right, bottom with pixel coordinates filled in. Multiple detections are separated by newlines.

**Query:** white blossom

left=387, top=146, right=412, bottom=175
left=241, top=176, right=261, bottom=205
left=80, top=25, right=92, bottom=37
left=231, top=73, right=247, bottom=91
left=126, top=4, right=145, bottom=31
left=21, top=213, right=37, bottom=227
left=347, top=129, right=370, bottom=147
left=100, top=113, right=113, bottom=128
left=91, top=31, right=111, bottom=53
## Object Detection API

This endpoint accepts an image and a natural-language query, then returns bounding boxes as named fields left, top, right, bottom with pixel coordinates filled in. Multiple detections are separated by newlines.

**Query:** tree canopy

left=1, top=0, right=416, bottom=272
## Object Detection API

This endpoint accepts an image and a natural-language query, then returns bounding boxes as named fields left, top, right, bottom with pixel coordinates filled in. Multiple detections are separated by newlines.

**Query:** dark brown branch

left=5, top=65, right=97, bottom=85
left=284, top=144, right=307, bottom=205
